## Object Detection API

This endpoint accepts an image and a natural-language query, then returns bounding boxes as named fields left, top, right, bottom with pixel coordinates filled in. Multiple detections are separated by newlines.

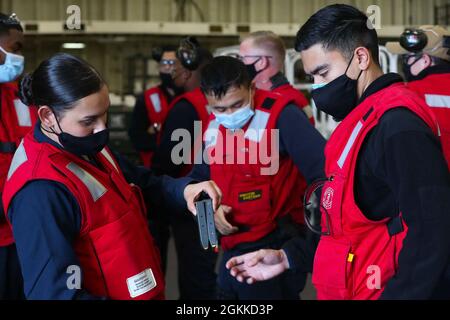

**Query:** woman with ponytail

left=1, top=53, right=221, bottom=300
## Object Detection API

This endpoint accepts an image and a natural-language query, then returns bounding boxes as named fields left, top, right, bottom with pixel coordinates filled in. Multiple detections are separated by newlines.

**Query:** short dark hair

left=295, top=4, right=380, bottom=65
left=161, top=45, right=178, bottom=53
left=200, top=56, right=251, bottom=99
left=0, top=13, right=23, bottom=37
left=19, top=53, right=105, bottom=118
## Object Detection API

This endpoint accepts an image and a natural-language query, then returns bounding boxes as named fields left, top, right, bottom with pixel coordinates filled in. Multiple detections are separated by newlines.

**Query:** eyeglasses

left=303, top=178, right=332, bottom=236
left=160, top=59, right=176, bottom=66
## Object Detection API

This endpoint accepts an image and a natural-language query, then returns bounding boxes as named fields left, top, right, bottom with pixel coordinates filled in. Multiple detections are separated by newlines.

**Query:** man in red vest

left=226, top=4, right=450, bottom=300
left=239, top=31, right=315, bottom=125
left=150, top=38, right=218, bottom=299
left=239, top=30, right=318, bottom=298
left=128, top=45, right=183, bottom=168
left=190, top=56, right=325, bottom=299
left=0, top=12, right=37, bottom=300
left=387, top=25, right=450, bottom=168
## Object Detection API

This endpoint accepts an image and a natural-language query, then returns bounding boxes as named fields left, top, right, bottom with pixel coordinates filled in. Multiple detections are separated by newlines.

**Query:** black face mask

left=402, top=54, right=423, bottom=82
left=159, top=72, right=184, bottom=96
left=311, top=55, right=363, bottom=121
left=42, top=115, right=109, bottom=157
left=245, top=58, right=262, bottom=81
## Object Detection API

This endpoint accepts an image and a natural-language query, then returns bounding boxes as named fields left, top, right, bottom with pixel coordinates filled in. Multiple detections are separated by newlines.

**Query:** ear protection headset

left=0, top=13, right=21, bottom=27
left=400, top=28, right=428, bottom=53
left=176, top=36, right=201, bottom=71
left=151, top=47, right=164, bottom=62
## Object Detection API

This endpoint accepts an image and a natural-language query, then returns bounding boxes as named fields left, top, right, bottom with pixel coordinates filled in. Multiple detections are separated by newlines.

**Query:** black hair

left=196, top=47, right=213, bottom=69
left=161, top=45, right=178, bottom=53
left=295, top=4, right=380, bottom=65
left=19, top=53, right=105, bottom=117
left=200, top=56, right=251, bottom=99
left=0, top=13, right=23, bottom=37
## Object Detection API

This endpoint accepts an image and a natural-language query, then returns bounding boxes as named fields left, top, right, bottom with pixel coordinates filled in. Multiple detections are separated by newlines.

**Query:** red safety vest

left=140, top=86, right=171, bottom=167
left=272, top=83, right=315, bottom=125
left=168, top=87, right=210, bottom=177
left=0, top=82, right=37, bottom=247
left=312, top=83, right=440, bottom=300
left=204, top=89, right=306, bottom=251
left=406, top=72, right=450, bottom=169
left=2, top=133, right=165, bottom=300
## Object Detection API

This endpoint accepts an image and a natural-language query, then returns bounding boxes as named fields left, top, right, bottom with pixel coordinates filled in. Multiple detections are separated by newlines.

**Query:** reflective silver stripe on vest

left=204, top=120, right=220, bottom=149
left=100, top=148, right=119, bottom=171
left=425, top=94, right=450, bottom=109
left=13, top=99, right=32, bottom=127
left=66, top=162, right=107, bottom=202
left=150, top=93, right=162, bottom=113
left=244, top=109, right=270, bottom=142
left=337, top=120, right=364, bottom=169
left=7, top=140, right=27, bottom=180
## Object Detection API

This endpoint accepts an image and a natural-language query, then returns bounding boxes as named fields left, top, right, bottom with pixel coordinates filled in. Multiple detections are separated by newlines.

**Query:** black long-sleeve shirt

left=128, top=85, right=175, bottom=153
left=151, top=99, right=200, bottom=177
left=283, top=73, right=450, bottom=299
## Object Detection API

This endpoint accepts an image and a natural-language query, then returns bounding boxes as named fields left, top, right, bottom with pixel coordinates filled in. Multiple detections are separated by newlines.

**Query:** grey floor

left=164, top=237, right=317, bottom=300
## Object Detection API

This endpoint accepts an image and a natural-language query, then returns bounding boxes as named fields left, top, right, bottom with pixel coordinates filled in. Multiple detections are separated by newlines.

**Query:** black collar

left=358, top=73, right=404, bottom=105
left=34, top=121, right=63, bottom=150
left=270, top=72, right=289, bottom=90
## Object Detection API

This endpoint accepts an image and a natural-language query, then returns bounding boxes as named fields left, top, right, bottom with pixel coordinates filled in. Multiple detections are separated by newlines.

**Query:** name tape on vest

left=238, top=190, right=263, bottom=202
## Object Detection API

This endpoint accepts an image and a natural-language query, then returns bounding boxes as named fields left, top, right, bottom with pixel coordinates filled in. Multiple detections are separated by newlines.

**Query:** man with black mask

left=387, top=25, right=450, bottom=168
left=226, top=4, right=450, bottom=300
left=128, top=45, right=183, bottom=168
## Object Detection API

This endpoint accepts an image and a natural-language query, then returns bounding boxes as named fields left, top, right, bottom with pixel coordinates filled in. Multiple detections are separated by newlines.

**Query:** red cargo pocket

left=88, top=210, right=164, bottom=300
left=231, top=179, right=271, bottom=226
left=312, top=238, right=353, bottom=300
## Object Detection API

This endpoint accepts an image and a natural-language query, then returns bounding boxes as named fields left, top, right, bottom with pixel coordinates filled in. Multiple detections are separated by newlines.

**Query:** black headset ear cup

left=151, top=47, right=164, bottom=62
left=400, top=29, right=428, bottom=53
left=177, top=37, right=200, bottom=71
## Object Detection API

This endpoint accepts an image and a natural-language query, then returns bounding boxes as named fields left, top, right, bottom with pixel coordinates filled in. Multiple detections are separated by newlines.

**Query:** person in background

left=0, top=12, right=37, bottom=300
left=128, top=45, right=183, bottom=168
left=2, top=53, right=221, bottom=300
left=387, top=25, right=450, bottom=167
left=128, top=45, right=184, bottom=275
left=151, top=37, right=218, bottom=300
left=227, top=4, right=450, bottom=300
left=239, top=31, right=315, bottom=124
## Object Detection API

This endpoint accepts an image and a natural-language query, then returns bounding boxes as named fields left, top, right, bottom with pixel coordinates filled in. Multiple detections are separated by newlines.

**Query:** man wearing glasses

left=129, top=45, right=183, bottom=168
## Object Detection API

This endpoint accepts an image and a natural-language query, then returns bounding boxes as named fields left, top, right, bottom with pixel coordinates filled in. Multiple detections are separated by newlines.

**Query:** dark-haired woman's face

left=54, top=85, right=110, bottom=137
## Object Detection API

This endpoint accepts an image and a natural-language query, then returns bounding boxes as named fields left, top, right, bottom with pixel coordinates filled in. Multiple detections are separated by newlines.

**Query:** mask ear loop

left=345, top=52, right=364, bottom=81
left=40, top=109, right=63, bottom=136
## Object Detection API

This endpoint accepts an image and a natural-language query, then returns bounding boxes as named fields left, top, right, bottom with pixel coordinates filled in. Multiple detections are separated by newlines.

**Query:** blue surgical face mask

left=0, top=46, right=24, bottom=83
left=311, top=83, right=328, bottom=91
left=214, top=103, right=255, bottom=130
